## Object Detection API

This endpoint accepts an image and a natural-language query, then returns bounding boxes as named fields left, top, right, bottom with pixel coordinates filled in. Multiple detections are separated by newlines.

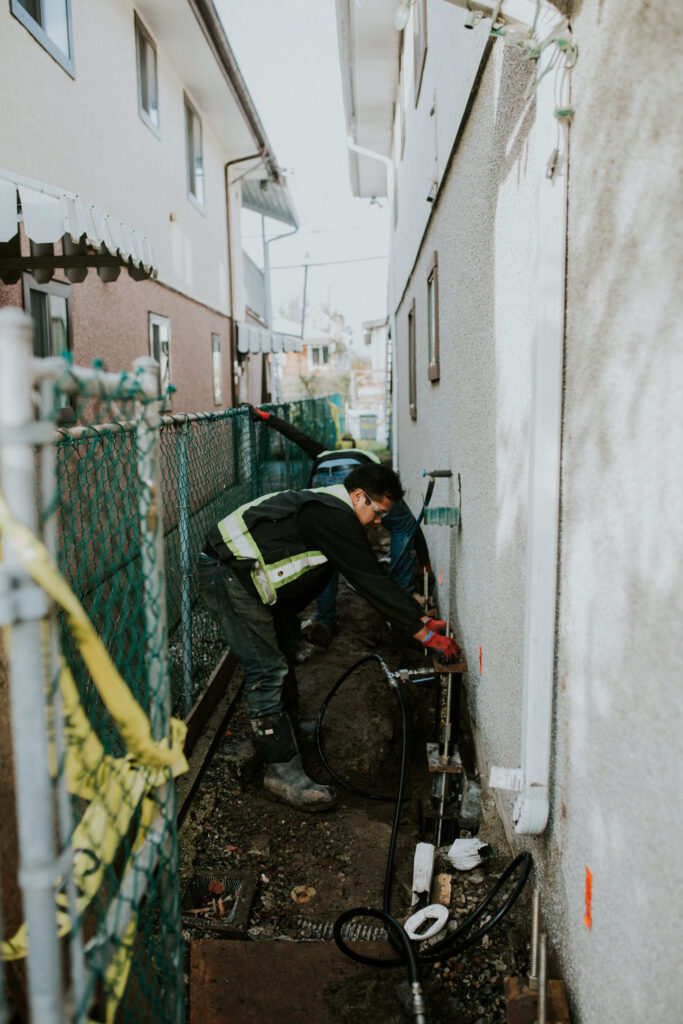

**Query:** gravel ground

left=179, top=567, right=533, bottom=1023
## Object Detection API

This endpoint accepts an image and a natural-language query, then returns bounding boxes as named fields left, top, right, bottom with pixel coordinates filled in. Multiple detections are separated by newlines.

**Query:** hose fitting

left=411, top=981, right=427, bottom=1023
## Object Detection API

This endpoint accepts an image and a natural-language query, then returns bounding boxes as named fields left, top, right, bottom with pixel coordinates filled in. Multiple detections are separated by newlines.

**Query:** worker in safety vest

left=248, top=406, right=432, bottom=644
left=197, top=462, right=459, bottom=812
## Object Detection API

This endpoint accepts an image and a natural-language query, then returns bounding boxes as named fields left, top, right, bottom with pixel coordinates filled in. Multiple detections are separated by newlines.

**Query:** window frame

left=413, top=0, right=428, bottom=106
left=408, top=298, right=417, bottom=420
left=212, top=332, right=223, bottom=406
left=22, top=272, right=72, bottom=358
left=148, top=312, right=172, bottom=412
left=134, top=12, right=160, bottom=137
left=426, top=251, right=440, bottom=382
left=10, top=0, right=75, bottom=77
left=184, top=93, right=205, bottom=212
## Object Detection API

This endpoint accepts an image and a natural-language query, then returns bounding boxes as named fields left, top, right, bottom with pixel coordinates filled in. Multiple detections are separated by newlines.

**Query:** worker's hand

left=421, top=616, right=447, bottom=634
left=421, top=631, right=461, bottom=663
left=246, top=404, right=270, bottom=422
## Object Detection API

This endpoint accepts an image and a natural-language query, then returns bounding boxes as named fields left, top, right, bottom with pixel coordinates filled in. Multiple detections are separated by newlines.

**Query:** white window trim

left=10, top=0, right=75, bottom=77
left=135, top=13, right=160, bottom=138
left=149, top=313, right=172, bottom=411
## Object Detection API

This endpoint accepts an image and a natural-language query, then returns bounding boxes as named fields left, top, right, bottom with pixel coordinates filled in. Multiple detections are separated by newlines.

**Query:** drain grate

left=290, top=917, right=389, bottom=942
left=182, top=871, right=257, bottom=936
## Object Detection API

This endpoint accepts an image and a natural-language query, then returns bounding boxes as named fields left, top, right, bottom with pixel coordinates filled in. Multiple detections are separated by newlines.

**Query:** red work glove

left=421, top=616, right=447, bottom=634
left=421, top=631, right=461, bottom=663
left=247, top=404, right=270, bottom=422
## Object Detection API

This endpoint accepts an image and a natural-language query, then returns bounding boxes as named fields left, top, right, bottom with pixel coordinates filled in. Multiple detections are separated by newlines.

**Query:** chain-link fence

left=0, top=309, right=340, bottom=1024
left=158, top=399, right=339, bottom=716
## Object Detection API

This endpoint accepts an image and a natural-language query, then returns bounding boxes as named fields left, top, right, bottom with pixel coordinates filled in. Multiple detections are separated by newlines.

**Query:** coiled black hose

left=319, top=653, right=533, bottom=1021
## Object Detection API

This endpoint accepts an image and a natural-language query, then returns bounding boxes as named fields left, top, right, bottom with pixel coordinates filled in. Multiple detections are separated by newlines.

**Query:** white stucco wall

left=0, top=0, right=234, bottom=313
left=391, top=2, right=683, bottom=1022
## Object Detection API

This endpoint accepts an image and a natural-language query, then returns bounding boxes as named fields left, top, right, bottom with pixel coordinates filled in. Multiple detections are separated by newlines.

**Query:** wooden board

left=504, top=978, right=571, bottom=1024
left=190, top=940, right=396, bottom=1024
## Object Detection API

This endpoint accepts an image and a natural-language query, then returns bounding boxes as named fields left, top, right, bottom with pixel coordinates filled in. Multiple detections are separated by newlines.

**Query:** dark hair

left=344, top=463, right=405, bottom=503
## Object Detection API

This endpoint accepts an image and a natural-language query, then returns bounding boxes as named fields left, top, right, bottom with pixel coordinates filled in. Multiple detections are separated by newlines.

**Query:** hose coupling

left=410, top=982, right=427, bottom=1024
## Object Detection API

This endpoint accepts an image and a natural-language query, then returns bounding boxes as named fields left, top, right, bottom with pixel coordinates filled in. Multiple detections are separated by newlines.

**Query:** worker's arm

left=248, top=407, right=326, bottom=460
left=297, top=502, right=434, bottom=639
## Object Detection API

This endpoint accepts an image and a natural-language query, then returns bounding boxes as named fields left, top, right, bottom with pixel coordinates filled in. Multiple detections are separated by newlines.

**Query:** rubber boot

left=250, top=712, right=337, bottom=813
left=281, top=667, right=317, bottom=745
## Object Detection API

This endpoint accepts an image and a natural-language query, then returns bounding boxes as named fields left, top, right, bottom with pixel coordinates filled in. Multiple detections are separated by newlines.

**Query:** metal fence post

left=132, top=356, right=184, bottom=1024
left=177, top=416, right=194, bottom=713
left=0, top=309, right=63, bottom=1024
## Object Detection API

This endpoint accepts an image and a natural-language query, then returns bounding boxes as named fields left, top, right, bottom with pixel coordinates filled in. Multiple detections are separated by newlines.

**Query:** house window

left=23, top=274, right=71, bottom=358
left=135, top=14, right=159, bottom=134
left=184, top=95, right=205, bottom=209
left=11, top=0, right=74, bottom=76
left=149, top=313, right=172, bottom=411
left=427, top=251, right=440, bottom=382
left=413, top=0, right=428, bottom=104
left=408, top=299, right=417, bottom=420
left=309, top=345, right=330, bottom=367
left=212, top=333, right=223, bottom=405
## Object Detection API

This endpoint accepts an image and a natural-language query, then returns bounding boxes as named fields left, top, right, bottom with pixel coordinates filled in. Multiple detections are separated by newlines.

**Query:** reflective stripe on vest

left=216, top=484, right=353, bottom=606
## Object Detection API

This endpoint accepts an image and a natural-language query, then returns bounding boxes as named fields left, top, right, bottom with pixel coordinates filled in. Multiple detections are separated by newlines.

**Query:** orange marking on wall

left=584, top=866, right=593, bottom=929
left=439, top=568, right=443, bottom=585
left=479, top=646, right=482, bottom=674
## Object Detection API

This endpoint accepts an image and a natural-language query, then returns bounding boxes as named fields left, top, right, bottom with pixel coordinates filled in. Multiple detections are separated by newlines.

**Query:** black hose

left=315, top=654, right=402, bottom=801
left=324, top=652, right=533, bottom=1018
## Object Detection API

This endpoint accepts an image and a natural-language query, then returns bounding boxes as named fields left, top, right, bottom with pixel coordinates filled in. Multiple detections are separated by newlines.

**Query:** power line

left=270, top=255, right=388, bottom=269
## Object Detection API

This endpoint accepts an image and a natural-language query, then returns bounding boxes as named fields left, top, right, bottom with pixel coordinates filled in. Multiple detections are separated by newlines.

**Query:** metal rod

left=0, top=309, right=63, bottom=1024
left=39, top=379, right=89, bottom=1020
left=537, top=932, right=547, bottom=1024
left=178, top=417, right=194, bottom=713
left=134, top=356, right=170, bottom=742
left=529, top=886, right=541, bottom=989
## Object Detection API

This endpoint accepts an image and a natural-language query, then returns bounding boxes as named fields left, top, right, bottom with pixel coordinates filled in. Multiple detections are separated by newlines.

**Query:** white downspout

left=446, top=1, right=573, bottom=834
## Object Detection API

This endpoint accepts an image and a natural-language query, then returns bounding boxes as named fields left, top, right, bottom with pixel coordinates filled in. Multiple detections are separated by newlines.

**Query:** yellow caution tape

left=0, top=488, right=188, bottom=1024
left=0, top=490, right=187, bottom=774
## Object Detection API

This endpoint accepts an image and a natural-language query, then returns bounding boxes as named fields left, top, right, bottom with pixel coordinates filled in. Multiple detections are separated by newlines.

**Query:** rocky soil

left=179, top=569, right=533, bottom=1023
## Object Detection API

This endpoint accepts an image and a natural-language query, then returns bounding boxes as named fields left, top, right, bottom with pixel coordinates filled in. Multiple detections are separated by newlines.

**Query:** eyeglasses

left=362, top=490, right=389, bottom=519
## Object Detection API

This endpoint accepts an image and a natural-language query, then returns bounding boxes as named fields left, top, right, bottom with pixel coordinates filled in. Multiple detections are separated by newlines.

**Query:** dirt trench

left=179, top=576, right=533, bottom=1024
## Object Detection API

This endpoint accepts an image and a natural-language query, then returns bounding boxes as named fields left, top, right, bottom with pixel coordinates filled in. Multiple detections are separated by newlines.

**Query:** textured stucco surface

left=391, top=2, right=683, bottom=1021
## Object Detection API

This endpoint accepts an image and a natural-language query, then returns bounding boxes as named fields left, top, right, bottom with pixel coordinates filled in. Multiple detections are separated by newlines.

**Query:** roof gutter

left=189, top=0, right=282, bottom=184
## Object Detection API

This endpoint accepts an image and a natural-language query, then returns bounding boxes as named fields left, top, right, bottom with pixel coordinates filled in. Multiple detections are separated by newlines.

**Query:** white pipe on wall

left=482, top=1, right=571, bottom=835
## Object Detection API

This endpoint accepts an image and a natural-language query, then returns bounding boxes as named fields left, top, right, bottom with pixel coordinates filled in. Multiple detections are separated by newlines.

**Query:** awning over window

left=241, top=178, right=299, bottom=229
left=0, top=169, right=158, bottom=285
left=236, top=321, right=302, bottom=355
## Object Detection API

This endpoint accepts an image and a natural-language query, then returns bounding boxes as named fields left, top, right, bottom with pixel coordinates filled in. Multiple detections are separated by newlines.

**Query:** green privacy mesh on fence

left=33, top=371, right=185, bottom=1024
left=2, top=377, right=338, bottom=1024
left=159, top=397, right=339, bottom=715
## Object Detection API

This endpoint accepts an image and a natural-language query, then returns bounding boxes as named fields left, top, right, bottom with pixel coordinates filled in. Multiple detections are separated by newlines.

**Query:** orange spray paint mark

left=479, top=647, right=483, bottom=674
left=439, top=568, right=443, bottom=585
left=584, top=866, right=593, bottom=929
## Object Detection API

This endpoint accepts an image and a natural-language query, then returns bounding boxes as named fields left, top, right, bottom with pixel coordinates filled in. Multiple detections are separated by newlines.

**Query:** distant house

left=0, top=0, right=298, bottom=413
left=336, top=2, right=682, bottom=1023
left=278, top=306, right=350, bottom=405
left=345, top=317, right=390, bottom=446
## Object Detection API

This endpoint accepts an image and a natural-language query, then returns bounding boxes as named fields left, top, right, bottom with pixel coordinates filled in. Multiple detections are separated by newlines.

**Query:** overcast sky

left=215, top=0, right=389, bottom=343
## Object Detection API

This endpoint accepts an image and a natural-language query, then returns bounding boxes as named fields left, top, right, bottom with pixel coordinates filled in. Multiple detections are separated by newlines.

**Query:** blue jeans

left=195, top=552, right=287, bottom=718
left=310, top=469, right=418, bottom=626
